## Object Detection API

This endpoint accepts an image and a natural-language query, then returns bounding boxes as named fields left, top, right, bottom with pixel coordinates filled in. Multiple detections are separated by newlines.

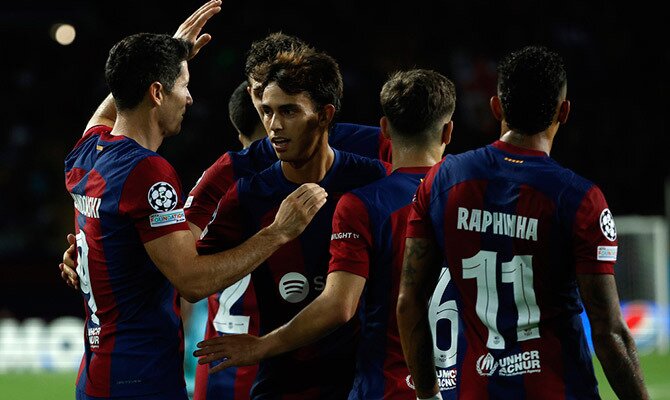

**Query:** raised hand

left=173, top=0, right=222, bottom=60
left=269, top=183, right=328, bottom=242
left=194, top=334, right=265, bottom=374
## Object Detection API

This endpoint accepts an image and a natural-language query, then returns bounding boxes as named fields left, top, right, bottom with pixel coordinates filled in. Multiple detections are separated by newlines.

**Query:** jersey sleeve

left=118, top=155, right=190, bottom=243
left=196, top=183, right=247, bottom=255
left=328, top=193, right=373, bottom=279
left=573, top=186, right=618, bottom=275
left=184, top=152, right=236, bottom=230
left=405, top=161, right=441, bottom=240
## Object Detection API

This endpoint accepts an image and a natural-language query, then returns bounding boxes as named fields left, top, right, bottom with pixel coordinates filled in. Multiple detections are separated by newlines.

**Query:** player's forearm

left=398, top=237, right=442, bottom=398
left=262, top=293, right=352, bottom=359
left=397, top=294, right=439, bottom=398
left=183, top=225, right=289, bottom=302
left=593, top=329, right=648, bottom=400
left=85, top=94, right=117, bottom=131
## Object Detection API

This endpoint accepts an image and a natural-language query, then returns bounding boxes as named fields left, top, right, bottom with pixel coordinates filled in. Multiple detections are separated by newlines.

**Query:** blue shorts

left=76, top=387, right=188, bottom=400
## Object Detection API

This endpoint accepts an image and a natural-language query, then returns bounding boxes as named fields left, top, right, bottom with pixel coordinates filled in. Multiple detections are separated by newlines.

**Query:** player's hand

left=59, top=233, right=80, bottom=290
left=173, top=0, right=222, bottom=60
left=194, top=334, right=265, bottom=374
left=269, top=183, right=327, bottom=242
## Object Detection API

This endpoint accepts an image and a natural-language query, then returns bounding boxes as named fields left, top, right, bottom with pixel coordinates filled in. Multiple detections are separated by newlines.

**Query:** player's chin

left=165, top=124, right=183, bottom=137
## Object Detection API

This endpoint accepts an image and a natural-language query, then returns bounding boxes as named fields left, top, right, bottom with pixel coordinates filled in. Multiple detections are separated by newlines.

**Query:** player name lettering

left=72, top=194, right=102, bottom=218
left=330, top=232, right=360, bottom=240
left=457, top=207, right=538, bottom=242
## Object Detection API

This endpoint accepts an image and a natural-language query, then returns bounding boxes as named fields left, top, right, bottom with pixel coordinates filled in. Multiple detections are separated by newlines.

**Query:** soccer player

left=183, top=36, right=391, bottom=400
left=183, top=80, right=266, bottom=398
left=64, top=2, right=328, bottom=399
left=230, top=80, right=267, bottom=148
left=192, top=69, right=459, bottom=399
left=398, top=46, right=649, bottom=399
left=195, top=50, right=388, bottom=398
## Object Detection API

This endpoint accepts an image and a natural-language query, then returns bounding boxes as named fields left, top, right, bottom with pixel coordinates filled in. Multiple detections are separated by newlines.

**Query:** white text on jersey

left=72, top=194, right=101, bottom=218
left=457, top=207, right=538, bottom=242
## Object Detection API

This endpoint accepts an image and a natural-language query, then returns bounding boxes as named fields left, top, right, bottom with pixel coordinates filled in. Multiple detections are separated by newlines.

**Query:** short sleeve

left=405, top=161, right=441, bottom=240
left=196, top=183, right=247, bottom=255
left=328, top=193, right=373, bottom=279
left=118, top=156, right=190, bottom=243
left=184, top=153, right=236, bottom=230
left=573, top=186, right=618, bottom=275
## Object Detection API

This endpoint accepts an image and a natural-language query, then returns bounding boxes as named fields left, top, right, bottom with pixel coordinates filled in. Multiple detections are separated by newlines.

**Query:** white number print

left=429, top=267, right=459, bottom=368
left=501, top=255, right=540, bottom=341
left=213, top=275, right=251, bottom=334
left=76, top=230, right=99, bottom=325
left=462, top=251, right=540, bottom=349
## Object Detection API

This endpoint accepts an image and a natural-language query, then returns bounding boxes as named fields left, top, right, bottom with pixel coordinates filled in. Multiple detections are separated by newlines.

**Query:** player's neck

left=391, top=143, right=443, bottom=171
left=281, top=143, right=335, bottom=184
left=499, top=127, right=554, bottom=155
left=110, top=110, right=164, bottom=152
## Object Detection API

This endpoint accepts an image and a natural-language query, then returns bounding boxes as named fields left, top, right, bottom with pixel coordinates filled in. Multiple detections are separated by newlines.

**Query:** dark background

left=1, top=0, right=667, bottom=320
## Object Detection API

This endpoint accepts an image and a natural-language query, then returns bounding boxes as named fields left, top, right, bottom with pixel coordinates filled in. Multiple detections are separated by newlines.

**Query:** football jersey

left=329, top=167, right=462, bottom=400
left=186, top=123, right=390, bottom=399
left=185, top=123, right=390, bottom=231
left=407, top=140, right=618, bottom=399
left=64, top=125, right=190, bottom=398
left=197, top=149, right=387, bottom=399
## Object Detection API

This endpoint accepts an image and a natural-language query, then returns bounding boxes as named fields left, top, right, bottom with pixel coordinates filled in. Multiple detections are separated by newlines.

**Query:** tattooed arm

left=397, top=237, right=443, bottom=399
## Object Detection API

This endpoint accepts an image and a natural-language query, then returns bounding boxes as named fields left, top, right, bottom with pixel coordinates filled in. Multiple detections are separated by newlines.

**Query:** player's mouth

left=271, top=137, right=290, bottom=153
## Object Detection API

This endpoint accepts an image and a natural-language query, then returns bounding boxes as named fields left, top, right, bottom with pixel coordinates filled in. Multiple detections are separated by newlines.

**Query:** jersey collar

left=492, top=140, right=549, bottom=157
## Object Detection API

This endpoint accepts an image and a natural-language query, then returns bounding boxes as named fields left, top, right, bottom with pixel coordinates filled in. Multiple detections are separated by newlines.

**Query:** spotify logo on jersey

left=279, top=272, right=309, bottom=303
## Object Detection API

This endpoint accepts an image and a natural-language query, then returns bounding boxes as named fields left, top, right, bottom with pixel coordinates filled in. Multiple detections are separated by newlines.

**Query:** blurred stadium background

left=1, top=0, right=668, bottom=398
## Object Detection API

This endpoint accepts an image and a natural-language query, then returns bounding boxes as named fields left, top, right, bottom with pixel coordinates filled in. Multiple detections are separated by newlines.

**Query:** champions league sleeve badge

left=599, top=208, right=617, bottom=241
left=147, top=182, right=178, bottom=212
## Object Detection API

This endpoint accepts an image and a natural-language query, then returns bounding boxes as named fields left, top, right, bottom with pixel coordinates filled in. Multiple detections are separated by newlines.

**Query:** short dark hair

left=105, top=33, right=192, bottom=110
left=497, top=46, right=567, bottom=135
left=228, top=81, right=261, bottom=138
left=255, top=50, right=343, bottom=116
left=380, top=69, right=456, bottom=140
left=244, top=32, right=308, bottom=81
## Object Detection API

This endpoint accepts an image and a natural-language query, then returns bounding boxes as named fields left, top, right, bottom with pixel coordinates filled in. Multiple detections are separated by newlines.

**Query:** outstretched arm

left=147, top=183, right=327, bottom=302
left=194, top=271, right=365, bottom=373
left=578, top=274, right=649, bottom=399
left=397, top=237, right=443, bottom=399
left=82, top=0, right=221, bottom=134
left=84, top=94, right=116, bottom=133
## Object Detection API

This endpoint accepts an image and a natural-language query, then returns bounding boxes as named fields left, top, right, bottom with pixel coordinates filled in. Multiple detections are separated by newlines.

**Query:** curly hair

left=497, top=46, right=567, bottom=135
left=244, top=32, right=309, bottom=81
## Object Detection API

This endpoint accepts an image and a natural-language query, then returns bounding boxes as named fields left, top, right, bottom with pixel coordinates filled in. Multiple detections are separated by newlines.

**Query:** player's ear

left=380, top=117, right=391, bottom=140
left=149, top=81, right=163, bottom=106
left=442, top=120, right=453, bottom=145
left=490, top=95, right=503, bottom=121
left=319, top=104, right=336, bottom=127
left=557, top=100, right=570, bottom=124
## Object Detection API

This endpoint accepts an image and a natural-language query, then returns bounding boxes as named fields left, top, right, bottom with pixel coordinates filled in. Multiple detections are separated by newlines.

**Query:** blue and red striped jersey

left=185, top=123, right=390, bottom=231
left=329, top=167, right=462, bottom=400
left=407, top=140, right=618, bottom=399
left=197, top=149, right=387, bottom=399
left=186, top=123, right=390, bottom=399
left=64, top=125, right=190, bottom=398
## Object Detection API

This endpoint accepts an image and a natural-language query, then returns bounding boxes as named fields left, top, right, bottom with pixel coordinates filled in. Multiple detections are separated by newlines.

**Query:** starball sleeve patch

left=147, top=182, right=178, bottom=212
left=599, top=208, right=617, bottom=241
